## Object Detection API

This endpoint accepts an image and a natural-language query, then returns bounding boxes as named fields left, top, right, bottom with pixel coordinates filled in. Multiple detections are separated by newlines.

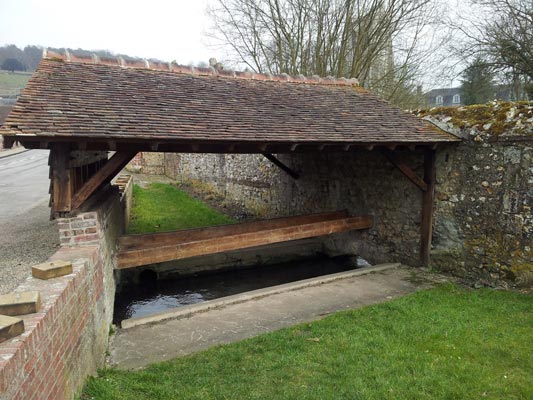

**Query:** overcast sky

left=0, top=0, right=223, bottom=65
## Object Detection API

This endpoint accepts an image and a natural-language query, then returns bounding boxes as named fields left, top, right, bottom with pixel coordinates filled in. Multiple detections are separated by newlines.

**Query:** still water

left=114, top=255, right=363, bottom=324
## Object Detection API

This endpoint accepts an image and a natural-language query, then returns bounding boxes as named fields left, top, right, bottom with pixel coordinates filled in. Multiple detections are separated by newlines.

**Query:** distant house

left=425, top=85, right=516, bottom=107
left=425, top=88, right=463, bottom=107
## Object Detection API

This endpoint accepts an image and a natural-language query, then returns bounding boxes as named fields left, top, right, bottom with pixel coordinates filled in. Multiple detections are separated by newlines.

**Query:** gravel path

left=0, top=200, right=60, bottom=294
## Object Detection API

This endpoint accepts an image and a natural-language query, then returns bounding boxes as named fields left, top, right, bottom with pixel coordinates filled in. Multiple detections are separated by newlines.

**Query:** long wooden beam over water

left=117, top=212, right=373, bottom=270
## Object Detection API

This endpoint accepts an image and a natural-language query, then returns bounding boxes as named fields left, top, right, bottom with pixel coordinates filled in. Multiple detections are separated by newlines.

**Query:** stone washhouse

left=0, top=50, right=531, bottom=399
left=1, top=50, right=459, bottom=271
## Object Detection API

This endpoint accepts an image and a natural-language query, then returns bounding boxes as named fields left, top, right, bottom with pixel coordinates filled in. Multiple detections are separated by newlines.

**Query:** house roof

left=425, top=88, right=461, bottom=98
left=1, top=51, right=459, bottom=152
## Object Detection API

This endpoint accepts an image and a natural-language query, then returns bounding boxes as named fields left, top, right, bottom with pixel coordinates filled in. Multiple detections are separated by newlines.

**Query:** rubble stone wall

left=131, top=103, right=533, bottom=284
left=423, top=103, right=532, bottom=284
left=172, top=151, right=426, bottom=267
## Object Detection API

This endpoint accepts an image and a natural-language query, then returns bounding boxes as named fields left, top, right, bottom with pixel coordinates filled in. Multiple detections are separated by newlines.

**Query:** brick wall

left=126, top=152, right=165, bottom=175
left=0, top=186, right=126, bottom=399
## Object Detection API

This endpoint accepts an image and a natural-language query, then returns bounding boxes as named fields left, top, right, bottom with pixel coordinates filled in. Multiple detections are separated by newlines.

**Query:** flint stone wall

left=426, top=106, right=532, bottom=284
left=133, top=103, right=533, bottom=284
left=167, top=151, right=425, bottom=267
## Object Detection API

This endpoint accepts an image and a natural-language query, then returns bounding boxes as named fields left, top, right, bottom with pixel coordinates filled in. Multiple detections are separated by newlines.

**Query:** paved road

left=0, top=149, right=59, bottom=294
left=0, top=149, right=50, bottom=220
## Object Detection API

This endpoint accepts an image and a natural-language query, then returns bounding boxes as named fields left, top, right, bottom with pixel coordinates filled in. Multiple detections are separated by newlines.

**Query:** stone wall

left=422, top=102, right=532, bottom=284
left=130, top=102, right=532, bottom=284
left=0, top=186, right=126, bottom=399
left=127, top=152, right=165, bottom=175
left=170, top=151, right=426, bottom=267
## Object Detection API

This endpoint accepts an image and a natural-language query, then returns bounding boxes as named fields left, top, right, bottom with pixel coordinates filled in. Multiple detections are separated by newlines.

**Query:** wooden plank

left=420, top=149, right=436, bottom=267
left=0, top=315, right=24, bottom=343
left=32, top=260, right=73, bottom=280
left=120, top=211, right=349, bottom=250
left=117, top=215, right=373, bottom=269
left=71, top=151, right=136, bottom=210
left=382, top=150, right=427, bottom=192
left=51, top=143, right=73, bottom=212
left=0, top=291, right=40, bottom=316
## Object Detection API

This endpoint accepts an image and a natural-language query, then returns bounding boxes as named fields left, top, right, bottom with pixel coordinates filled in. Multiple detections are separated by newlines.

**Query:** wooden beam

left=420, top=149, right=436, bottom=267
left=50, top=143, right=73, bottom=213
left=262, top=153, right=300, bottom=179
left=120, top=211, right=349, bottom=250
left=71, top=151, right=136, bottom=210
left=117, top=214, right=373, bottom=269
left=382, top=150, right=427, bottom=192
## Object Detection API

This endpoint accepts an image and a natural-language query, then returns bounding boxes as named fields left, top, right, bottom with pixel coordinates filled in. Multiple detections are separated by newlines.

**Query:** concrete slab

left=110, top=265, right=446, bottom=370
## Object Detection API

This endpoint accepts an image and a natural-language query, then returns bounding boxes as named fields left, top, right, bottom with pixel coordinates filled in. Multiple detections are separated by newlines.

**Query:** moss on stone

left=417, top=101, right=533, bottom=136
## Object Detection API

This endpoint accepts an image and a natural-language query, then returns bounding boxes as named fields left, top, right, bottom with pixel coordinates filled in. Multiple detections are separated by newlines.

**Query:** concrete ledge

left=121, top=263, right=400, bottom=329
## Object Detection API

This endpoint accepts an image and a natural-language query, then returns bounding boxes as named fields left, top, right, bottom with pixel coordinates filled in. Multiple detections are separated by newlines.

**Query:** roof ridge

left=42, top=48, right=359, bottom=87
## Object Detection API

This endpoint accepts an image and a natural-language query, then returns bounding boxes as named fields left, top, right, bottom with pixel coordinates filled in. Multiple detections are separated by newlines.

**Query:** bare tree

left=208, top=0, right=442, bottom=107
left=447, top=0, right=532, bottom=99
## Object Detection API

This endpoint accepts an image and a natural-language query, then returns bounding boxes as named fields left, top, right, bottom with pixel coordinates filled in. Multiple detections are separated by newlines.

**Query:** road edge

left=0, top=147, right=29, bottom=159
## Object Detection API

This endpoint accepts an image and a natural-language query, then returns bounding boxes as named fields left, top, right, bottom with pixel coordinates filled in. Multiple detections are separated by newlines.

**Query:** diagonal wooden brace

left=71, top=151, right=136, bottom=210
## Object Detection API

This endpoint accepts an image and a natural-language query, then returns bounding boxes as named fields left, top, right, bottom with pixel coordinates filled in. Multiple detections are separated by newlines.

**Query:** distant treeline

left=0, top=44, right=157, bottom=72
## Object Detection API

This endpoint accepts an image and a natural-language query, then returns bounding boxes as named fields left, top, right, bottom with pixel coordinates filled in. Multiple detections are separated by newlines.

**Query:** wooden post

left=50, top=143, right=73, bottom=213
left=420, top=149, right=436, bottom=267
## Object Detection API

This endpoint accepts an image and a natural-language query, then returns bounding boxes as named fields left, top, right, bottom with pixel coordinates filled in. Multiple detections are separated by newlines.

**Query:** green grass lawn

left=82, top=284, right=532, bottom=399
left=0, top=70, right=31, bottom=96
left=127, top=183, right=235, bottom=234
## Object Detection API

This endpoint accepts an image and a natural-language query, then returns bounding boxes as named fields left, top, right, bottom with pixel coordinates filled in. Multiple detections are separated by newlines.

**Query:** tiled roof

left=1, top=52, right=459, bottom=146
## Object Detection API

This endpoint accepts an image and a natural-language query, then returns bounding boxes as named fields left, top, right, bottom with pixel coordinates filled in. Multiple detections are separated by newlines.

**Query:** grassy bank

left=127, top=183, right=234, bottom=234
left=82, top=284, right=532, bottom=399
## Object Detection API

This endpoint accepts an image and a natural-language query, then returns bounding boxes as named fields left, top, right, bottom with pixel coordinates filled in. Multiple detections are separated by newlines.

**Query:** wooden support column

left=71, top=151, right=136, bottom=210
left=50, top=143, right=73, bottom=213
left=420, top=149, right=436, bottom=267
